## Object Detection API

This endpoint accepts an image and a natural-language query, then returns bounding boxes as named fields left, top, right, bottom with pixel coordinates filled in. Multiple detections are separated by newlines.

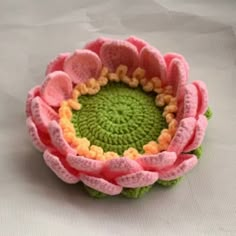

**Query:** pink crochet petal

left=48, top=120, right=76, bottom=156
left=167, top=58, right=187, bottom=101
left=26, top=117, right=47, bottom=152
left=66, top=154, right=104, bottom=175
left=31, top=97, right=59, bottom=132
left=43, top=149, right=80, bottom=184
left=164, top=53, right=189, bottom=78
left=80, top=174, right=122, bottom=196
left=115, top=171, right=159, bottom=188
left=84, top=37, right=110, bottom=56
left=25, top=85, right=40, bottom=117
left=45, top=53, right=70, bottom=75
left=184, top=115, right=208, bottom=152
left=176, top=101, right=184, bottom=122
left=183, top=84, right=198, bottom=118
left=140, top=46, right=167, bottom=82
left=137, top=151, right=177, bottom=170
left=159, top=154, right=198, bottom=180
left=168, top=117, right=196, bottom=155
left=64, top=50, right=102, bottom=84
left=100, top=40, right=139, bottom=74
left=193, top=81, right=209, bottom=115
left=103, top=157, right=142, bottom=180
left=126, top=36, right=148, bottom=53
left=40, top=71, right=73, bottom=107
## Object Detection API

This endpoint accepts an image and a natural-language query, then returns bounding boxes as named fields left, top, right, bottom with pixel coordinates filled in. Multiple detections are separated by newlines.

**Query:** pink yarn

left=137, top=151, right=177, bottom=170
left=140, top=46, right=167, bottom=82
left=183, top=84, right=198, bottom=118
left=40, top=71, right=73, bottom=107
left=84, top=37, right=110, bottom=56
left=100, top=40, right=139, bottom=74
left=64, top=50, right=102, bottom=84
left=25, top=36, right=209, bottom=195
left=167, top=117, right=196, bottom=155
left=126, top=36, right=148, bottom=53
left=159, top=154, right=198, bottom=180
left=45, top=53, right=70, bottom=75
left=115, top=171, right=159, bottom=188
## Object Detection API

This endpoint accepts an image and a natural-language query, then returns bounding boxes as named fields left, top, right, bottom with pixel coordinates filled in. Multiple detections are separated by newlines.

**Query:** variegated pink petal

left=167, top=58, right=187, bottom=101
left=126, top=36, right=148, bottom=53
left=26, top=117, right=47, bottom=152
left=168, top=117, right=196, bottom=155
left=48, top=120, right=76, bottom=156
left=184, top=115, right=208, bottom=152
left=45, top=53, right=70, bottom=75
left=40, top=71, right=73, bottom=107
left=66, top=154, right=104, bottom=174
left=64, top=49, right=102, bottom=84
left=103, top=157, right=142, bottom=180
left=193, top=80, right=209, bottom=115
left=25, top=85, right=40, bottom=117
left=140, top=46, right=167, bottom=82
left=176, top=101, right=184, bottom=122
left=84, top=37, right=110, bottom=56
left=183, top=84, right=198, bottom=118
left=80, top=174, right=122, bottom=196
left=31, top=97, right=59, bottom=132
left=115, top=170, right=159, bottom=188
left=43, top=149, right=80, bottom=184
left=100, top=40, right=139, bottom=74
left=164, top=53, right=189, bottom=78
left=137, top=151, right=177, bottom=170
left=159, top=154, right=198, bottom=180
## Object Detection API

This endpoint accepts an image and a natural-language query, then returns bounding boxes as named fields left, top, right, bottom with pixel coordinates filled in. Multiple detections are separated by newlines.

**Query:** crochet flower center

left=71, top=82, right=167, bottom=155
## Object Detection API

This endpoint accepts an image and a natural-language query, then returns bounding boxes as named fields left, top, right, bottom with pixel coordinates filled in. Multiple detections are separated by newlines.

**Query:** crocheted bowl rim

left=26, top=36, right=211, bottom=198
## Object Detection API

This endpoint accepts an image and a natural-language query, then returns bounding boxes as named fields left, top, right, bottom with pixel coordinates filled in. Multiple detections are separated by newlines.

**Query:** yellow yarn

left=142, top=81, right=154, bottom=92
left=100, top=67, right=109, bottom=77
left=67, top=99, right=81, bottom=110
left=104, top=152, right=119, bottom=160
left=108, top=73, right=120, bottom=82
left=75, top=83, right=88, bottom=95
left=132, top=67, right=145, bottom=80
left=151, top=77, right=162, bottom=88
left=128, top=77, right=139, bottom=88
left=143, top=141, right=159, bottom=154
left=123, top=148, right=139, bottom=159
left=97, top=76, right=108, bottom=86
left=116, top=65, right=128, bottom=78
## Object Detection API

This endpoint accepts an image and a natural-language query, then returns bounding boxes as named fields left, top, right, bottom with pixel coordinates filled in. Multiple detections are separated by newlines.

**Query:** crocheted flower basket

left=26, top=36, right=212, bottom=198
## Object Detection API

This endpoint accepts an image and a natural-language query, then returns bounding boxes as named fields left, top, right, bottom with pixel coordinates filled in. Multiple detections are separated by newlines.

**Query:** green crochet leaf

left=84, top=186, right=107, bottom=198
left=121, top=185, right=153, bottom=198
left=157, top=178, right=182, bottom=187
left=205, top=107, right=213, bottom=120
left=190, top=145, right=203, bottom=159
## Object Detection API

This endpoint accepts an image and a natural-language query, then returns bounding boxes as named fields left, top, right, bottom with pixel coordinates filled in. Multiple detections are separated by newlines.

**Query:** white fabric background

left=0, top=0, right=236, bottom=235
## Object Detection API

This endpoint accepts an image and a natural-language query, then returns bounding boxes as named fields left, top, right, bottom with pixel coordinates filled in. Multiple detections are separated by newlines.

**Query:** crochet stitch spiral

left=71, top=82, right=167, bottom=155
left=26, top=36, right=211, bottom=198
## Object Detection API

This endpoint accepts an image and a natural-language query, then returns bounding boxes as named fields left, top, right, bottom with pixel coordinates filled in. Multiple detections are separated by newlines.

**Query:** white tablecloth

left=0, top=0, right=235, bottom=235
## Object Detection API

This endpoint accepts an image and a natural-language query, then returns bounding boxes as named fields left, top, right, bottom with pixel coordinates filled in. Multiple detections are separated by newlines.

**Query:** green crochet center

left=71, top=82, right=167, bottom=155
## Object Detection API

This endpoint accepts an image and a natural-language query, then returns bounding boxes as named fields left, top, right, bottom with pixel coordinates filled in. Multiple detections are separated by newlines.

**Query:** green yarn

left=72, top=82, right=167, bottom=155
left=205, top=107, right=213, bottom=120
left=157, top=178, right=182, bottom=187
left=190, top=146, right=203, bottom=159
left=84, top=186, right=107, bottom=198
left=121, top=186, right=153, bottom=198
